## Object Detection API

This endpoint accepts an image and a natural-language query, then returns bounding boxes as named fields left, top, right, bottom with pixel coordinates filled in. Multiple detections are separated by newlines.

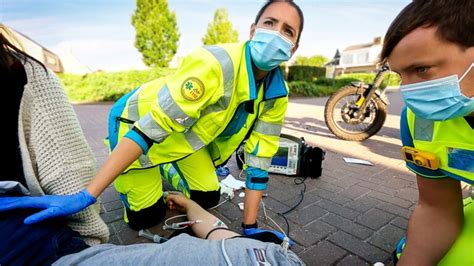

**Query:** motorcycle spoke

left=332, top=95, right=378, bottom=134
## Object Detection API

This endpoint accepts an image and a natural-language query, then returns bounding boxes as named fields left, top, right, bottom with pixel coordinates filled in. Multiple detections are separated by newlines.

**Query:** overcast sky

left=1, top=0, right=410, bottom=71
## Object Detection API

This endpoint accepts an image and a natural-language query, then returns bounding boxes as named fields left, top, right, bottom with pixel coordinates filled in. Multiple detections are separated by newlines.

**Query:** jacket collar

left=245, top=42, right=288, bottom=101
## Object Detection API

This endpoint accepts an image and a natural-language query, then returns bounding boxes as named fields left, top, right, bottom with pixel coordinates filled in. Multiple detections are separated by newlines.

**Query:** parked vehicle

left=324, top=64, right=391, bottom=141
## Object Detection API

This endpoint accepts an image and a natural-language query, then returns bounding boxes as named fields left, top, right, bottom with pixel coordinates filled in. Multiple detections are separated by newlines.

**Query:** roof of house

left=343, top=37, right=383, bottom=52
left=343, top=42, right=373, bottom=52
left=324, top=49, right=341, bottom=66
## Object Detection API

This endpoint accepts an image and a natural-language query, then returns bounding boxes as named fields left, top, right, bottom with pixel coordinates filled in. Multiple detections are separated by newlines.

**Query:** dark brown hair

left=254, top=0, right=304, bottom=44
left=381, top=0, right=474, bottom=60
left=0, top=25, right=46, bottom=73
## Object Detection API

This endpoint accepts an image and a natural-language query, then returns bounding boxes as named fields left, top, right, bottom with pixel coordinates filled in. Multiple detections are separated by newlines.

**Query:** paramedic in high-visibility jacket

left=0, top=0, right=305, bottom=235
left=381, top=0, right=474, bottom=265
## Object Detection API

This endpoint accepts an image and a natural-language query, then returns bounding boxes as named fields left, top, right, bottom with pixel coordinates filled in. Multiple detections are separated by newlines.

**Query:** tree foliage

left=132, top=0, right=180, bottom=67
left=202, top=8, right=238, bottom=45
left=295, top=55, right=329, bottom=67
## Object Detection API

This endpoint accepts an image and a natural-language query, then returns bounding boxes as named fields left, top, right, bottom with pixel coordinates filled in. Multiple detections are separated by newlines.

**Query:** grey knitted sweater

left=17, top=59, right=109, bottom=245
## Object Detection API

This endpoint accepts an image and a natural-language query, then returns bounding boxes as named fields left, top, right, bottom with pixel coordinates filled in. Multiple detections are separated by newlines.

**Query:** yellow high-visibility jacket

left=108, top=42, right=288, bottom=173
left=402, top=107, right=474, bottom=183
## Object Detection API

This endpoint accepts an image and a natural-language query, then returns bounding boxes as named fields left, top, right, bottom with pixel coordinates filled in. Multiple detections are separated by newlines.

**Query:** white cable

left=221, top=239, right=233, bottom=266
left=261, top=199, right=291, bottom=250
left=163, top=214, right=187, bottom=229
left=210, top=198, right=229, bottom=210
left=261, top=198, right=269, bottom=220
left=236, top=153, right=246, bottom=181
left=260, top=199, right=287, bottom=238
left=237, top=168, right=245, bottom=180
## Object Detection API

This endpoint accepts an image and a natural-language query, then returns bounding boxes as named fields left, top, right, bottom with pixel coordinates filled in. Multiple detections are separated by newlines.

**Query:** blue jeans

left=0, top=209, right=89, bottom=265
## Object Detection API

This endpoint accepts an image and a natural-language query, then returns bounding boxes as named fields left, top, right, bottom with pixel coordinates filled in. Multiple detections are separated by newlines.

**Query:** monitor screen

left=271, top=147, right=289, bottom=167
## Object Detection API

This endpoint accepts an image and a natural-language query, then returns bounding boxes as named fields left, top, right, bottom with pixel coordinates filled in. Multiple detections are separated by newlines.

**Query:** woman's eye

left=415, top=66, right=430, bottom=73
left=284, top=29, right=294, bottom=37
left=264, top=21, right=273, bottom=26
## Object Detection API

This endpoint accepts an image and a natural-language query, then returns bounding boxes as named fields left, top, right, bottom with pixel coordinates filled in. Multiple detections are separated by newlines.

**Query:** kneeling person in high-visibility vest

left=0, top=0, right=305, bottom=237
left=381, top=0, right=474, bottom=265
left=105, top=0, right=304, bottom=230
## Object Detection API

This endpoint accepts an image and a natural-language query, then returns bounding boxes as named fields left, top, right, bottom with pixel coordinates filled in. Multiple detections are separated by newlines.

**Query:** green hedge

left=59, top=68, right=175, bottom=103
left=339, top=73, right=401, bottom=88
left=287, top=72, right=401, bottom=97
left=287, top=65, right=325, bottom=82
left=287, top=81, right=339, bottom=97
left=313, top=77, right=359, bottom=88
left=59, top=67, right=401, bottom=102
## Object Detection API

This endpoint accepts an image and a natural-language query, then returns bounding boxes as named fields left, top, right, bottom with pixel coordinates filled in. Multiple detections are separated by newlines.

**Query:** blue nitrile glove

left=394, top=236, right=406, bottom=261
left=242, top=227, right=294, bottom=246
left=0, top=189, right=96, bottom=224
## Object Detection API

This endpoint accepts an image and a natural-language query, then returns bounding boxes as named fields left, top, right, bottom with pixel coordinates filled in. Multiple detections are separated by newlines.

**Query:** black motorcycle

left=324, top=64, right=391, bottom=141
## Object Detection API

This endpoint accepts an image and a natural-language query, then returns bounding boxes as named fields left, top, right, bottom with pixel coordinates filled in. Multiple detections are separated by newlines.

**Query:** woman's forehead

left=258, top=2, right=301, bottom=29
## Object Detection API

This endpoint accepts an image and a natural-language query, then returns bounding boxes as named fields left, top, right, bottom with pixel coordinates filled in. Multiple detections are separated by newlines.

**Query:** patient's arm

left=165, top=193, right=239, bottom=240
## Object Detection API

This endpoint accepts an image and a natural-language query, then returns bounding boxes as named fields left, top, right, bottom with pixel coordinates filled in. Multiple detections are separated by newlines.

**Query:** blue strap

left=124, top=128, right=151, bottom=154
left=245, top=167, right=269, bottom=190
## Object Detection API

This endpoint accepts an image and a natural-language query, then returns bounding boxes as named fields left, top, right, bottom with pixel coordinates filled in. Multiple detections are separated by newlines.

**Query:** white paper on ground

left=343, top=157, right=374, bottom=166
left=221, top=174, right=245, bottom=189
left=219, top=184, right=234, bottom=199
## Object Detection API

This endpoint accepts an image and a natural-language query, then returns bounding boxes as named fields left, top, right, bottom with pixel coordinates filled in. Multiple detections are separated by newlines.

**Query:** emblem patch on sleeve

left=447, top=147, right=474, bottom=172
left=181, top=78, right=205, bottom=101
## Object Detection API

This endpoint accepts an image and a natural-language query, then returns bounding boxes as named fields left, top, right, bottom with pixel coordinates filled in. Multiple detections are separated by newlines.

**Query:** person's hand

left=164, top=191, right=189, bottom=212
left=242, top=227, right=294, bottom=246
left=0, top=189, right=96, bottom=224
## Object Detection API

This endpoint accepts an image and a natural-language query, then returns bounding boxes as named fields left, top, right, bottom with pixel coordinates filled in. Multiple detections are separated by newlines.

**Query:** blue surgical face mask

left=249, top=28, right=295, bottom=71
left=400, top=63, right=474, bottom=121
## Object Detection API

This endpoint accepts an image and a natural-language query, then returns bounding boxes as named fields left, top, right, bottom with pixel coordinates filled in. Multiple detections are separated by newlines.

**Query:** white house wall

left=339, top=45, right=382, bottom=68
left=340, top=48, right=370, bottom=67
left=368, top=44, right=382, bottom=64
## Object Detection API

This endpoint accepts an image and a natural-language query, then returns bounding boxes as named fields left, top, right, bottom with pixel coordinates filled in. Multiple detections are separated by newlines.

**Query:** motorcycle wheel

left=324, top=85, right=387, bottom=141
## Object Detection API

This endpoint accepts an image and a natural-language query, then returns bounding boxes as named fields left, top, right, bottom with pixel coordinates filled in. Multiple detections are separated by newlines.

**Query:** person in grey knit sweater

left=0, top=25, right=108, bottom=264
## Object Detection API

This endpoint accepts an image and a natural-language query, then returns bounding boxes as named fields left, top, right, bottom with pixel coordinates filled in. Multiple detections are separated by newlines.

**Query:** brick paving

left=73, top=90, right=420, bottom=265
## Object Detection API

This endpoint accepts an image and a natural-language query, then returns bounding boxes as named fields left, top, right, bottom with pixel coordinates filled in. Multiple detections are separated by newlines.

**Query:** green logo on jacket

left=181, top=77, right=205, bottom=101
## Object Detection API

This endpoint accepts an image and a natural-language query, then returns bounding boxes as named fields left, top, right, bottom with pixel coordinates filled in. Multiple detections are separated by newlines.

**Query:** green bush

left=59, top=67, right=401, bottom=103
left=59, top=68, right=175, bottom=103
left=287, top=65, right=325, bottom=82
left=287, top=81, right=338, bottom=97
left=339, top=73, right=375, bottom=84
left=314, top=77, right=359, bottom=88
left=286, top=70, right=402, bottom=98
left=339, top=72, right=401, bottom=88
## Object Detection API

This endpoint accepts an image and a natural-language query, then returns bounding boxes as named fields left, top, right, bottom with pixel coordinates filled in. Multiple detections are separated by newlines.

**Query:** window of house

left=342, top=54, right=353, bottom=65
left=356, top=52, right=370, bottom=64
